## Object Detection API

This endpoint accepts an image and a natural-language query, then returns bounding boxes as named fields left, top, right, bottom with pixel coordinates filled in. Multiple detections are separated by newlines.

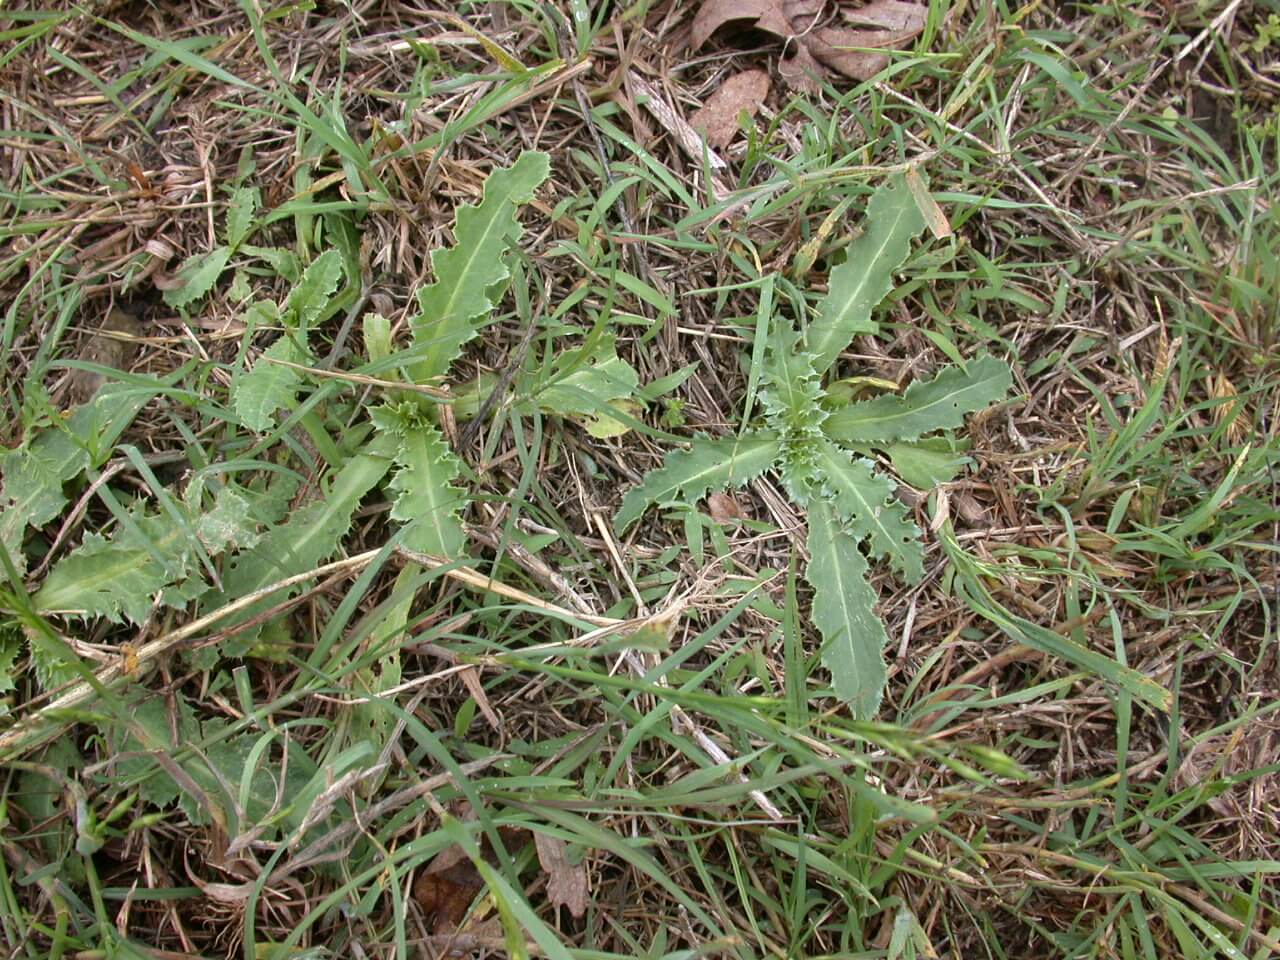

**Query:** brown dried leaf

left=805, top=27, right=893, bottom=80
left=777, top=40, right=825, bottom=92
left=782, top=0, right=826, bottom=31
left=413, top=824, right=525, bottom=934
left=693, top=0, right=927, bottom=87
left=954, top=491, right=987, bottom=526
left=413, top=860, right=485, bottom=931
left=67, top=307, right=143, bottom=405
left=842, top=0, right=928, bottom=31
left=690, top=69, right=771, bottom=149
left=534, top=833, right=588, bottom=918
left=692, top=0, right=793, bottom=49
left=631, top=73, right=729, bottom=174
left=706, top=491, right=745, bottom=523
left=807, top=1, right=926, bottom=80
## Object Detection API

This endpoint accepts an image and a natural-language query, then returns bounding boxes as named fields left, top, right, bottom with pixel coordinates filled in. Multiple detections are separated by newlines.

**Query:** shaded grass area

left=0, top=1, right=1278, bottom=957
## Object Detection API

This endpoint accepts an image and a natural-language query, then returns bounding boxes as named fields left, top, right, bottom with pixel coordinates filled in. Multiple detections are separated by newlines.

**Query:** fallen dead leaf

left=413, top=824, right=524, bottom=934
left=707, top=491, right=745, bottom=523
left=67, top=307, right=143, bottom=405
left=693, top=0, right=927, bottom=88
left=778, top=41, right=827, bottom=93
left=841, top=0, right=926, bottom=31
left=631, top=72, right=729, bottom=175
left=413, top=857, right=485, bottom=930
left=690, top=69, right=771, bottom=149
left=534, top=833, right=588, bottom=918
left=692, top=0, right=792, bottom=50
left=953, top=490, right=987, bottom=526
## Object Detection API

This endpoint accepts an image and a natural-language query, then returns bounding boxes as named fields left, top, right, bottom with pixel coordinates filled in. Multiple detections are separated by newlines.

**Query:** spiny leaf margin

left=824, top=356, right=1013, bottom=446
left=372, top=404, right=467, bottom=558
left=615, top=432, right=781, bottom=533
left=233, top=332, right=310, bottom=433
left=806, top=500, right=889, bottom=718
left=812, top=441, right=924, bottom=583
left=807, top=177, right=925, bottom=375
left=412, top=151, right=551, bottom=382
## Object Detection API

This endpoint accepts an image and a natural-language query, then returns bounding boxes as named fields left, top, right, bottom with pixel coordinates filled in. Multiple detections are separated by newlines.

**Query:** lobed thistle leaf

left=373, top=404, right=467, bottom=558
left=0, top=381, right=159, bottom=576
left=806, top=500, right=889, bottom=718
left=282, top=249, right=344, bottom=328
left=199, top=451, right=392, bottom=657
left=162, top=246, right=232, bottom=309
left=824, top=356, right=1013, bottom=445
left=812, top=441, right=924, bottom=583
left=34, top=486, right=260, bottom=626
left=615, top=432, right=781, bottom=533
left=808, top=177, right=925, bottom=374
left=412, top=151, right=550, bottom=382
left=233, top=331, right=310, bottom=433
left=760, top=324, right=825, bottom=435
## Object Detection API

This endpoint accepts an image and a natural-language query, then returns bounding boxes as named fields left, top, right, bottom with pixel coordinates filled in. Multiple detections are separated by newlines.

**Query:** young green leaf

left=812, top=442, right=924, bottom=583
left=808, top=178, right=925, bottom=374
left=615, top=432, right=781, bottom=533
left=283, top=248, right=344, bottom=328
left=26, top=629, right=78, bottom=692
left=535, top=347, right=641, bottom=416
left=101, top=696, right=201, bottom=809
left=412, top=151, right=550, bottom=382
left=0, top=626, right=20, bottom=701
left=226, top=184, right=260, bottom=250
left=882, top=439, right=971, bottom=490
left=35, top=516, right=187, bottom=624
left=806, top=500, right=889, bottom=718
left=0, top=381, right=159, bottom=576
left=529, top=337, right=644, bottom=437
left=363, top=313, right=392, bottom=363
left=34, top=486, right=258, bottom=625
left=233, top=332, right=311, bottom=433
left=163, top=246, right=232, bottom=309
left=374, top=404, right=467, bottom=557
left=192, top=485, right=261, bottom=555
left=200, top=451, right=392, bottom=656
left=180, top=720, right=319, bottom=829
left=824, top=356, right=1013, bottom=445
left=760, top=326, right=824, bottom=435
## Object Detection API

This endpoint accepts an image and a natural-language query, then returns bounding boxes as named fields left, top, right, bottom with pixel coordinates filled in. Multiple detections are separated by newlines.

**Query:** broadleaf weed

left=619, top=173, right=1014, bottom=715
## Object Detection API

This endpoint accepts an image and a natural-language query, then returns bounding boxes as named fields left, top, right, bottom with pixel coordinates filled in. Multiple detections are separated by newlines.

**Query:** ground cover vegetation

left=0, top=0, right=1277, bottom=957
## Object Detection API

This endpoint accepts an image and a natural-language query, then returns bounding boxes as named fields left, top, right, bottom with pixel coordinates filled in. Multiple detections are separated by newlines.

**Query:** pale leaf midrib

left=812, top=200, right=911, bottom=370
left=816, top=444, right=899, bottom=558
left=420, top=174, right=530, bottom=337
left=829, top=366, right=1008, bottom=436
